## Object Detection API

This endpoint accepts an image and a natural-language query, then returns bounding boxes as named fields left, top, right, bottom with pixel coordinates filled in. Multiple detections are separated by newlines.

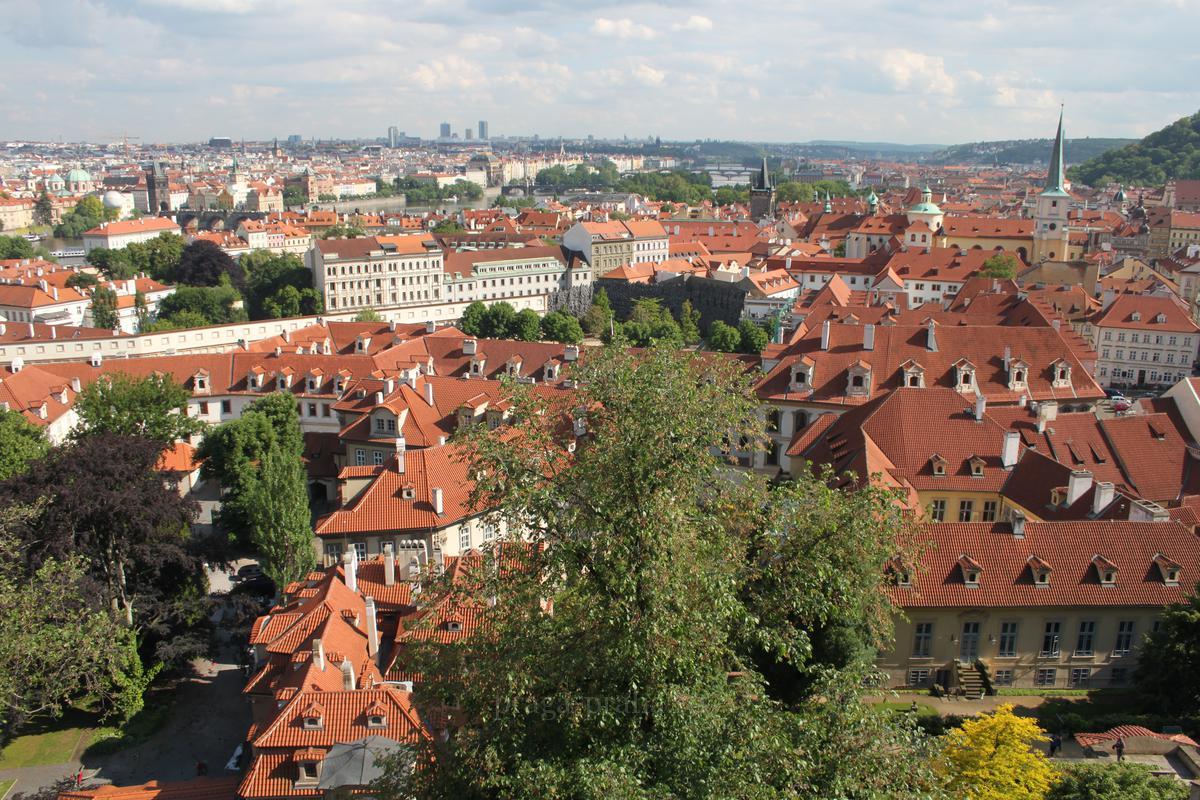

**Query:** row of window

left=906, top=666, right=1125, bottom=689
left=912, top=619, right=1141, bottom=659
left=927, top=499, right=998, bottom=522
left=325, top=259, right=441, bottom=276
left=1099, top=366, right=1187, bottom=383
left=1103, top=330, right=1192, bottom=347
left=1100, top=348, right=1189, bottom=364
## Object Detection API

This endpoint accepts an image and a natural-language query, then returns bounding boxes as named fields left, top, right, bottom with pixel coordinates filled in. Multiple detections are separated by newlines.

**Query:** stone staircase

left=957, top=665, right=985, bottom=700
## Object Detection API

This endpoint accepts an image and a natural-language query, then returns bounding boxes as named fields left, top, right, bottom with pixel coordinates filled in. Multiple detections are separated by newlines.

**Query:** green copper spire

left=1043, top=107, right=1068, bottom=196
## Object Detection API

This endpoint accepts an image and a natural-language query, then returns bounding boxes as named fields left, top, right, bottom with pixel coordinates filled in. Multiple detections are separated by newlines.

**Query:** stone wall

left=597, top=275, right=746, bottom=332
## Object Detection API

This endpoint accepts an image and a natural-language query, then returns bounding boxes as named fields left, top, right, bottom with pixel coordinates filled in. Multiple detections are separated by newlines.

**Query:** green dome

left=909, top=201, right=942, bottom=215
left=66, top=168, right=91, bottom=183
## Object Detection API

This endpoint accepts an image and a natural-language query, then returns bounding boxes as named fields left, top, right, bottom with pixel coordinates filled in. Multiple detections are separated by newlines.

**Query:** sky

left=1, top=0, right=1198, bottom=145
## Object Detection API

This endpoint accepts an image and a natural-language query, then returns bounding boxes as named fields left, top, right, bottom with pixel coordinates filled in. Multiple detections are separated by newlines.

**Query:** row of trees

left=458, top=301, right=584, bottom=344
left=54, top=196, right=119, bottom=239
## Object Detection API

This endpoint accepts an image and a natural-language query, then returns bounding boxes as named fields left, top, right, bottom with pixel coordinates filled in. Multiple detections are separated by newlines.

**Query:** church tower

left=1032, top=109, right=1072, bottom=263
left=749, top=157, right=775, bottom=219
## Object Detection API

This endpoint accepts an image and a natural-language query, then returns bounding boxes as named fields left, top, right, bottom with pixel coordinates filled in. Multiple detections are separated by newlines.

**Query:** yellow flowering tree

left=938, top=703, right=1054, bottom=800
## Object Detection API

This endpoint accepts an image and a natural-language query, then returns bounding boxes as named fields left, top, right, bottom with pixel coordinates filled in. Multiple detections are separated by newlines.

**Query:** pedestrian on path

left=1048, top=733, right=1061, bottom=757
left=1114, top=736, right=1126, bottom=762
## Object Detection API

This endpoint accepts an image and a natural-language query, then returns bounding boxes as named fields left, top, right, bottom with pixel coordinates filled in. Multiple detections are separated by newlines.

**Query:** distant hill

left=928, top=137, right=1133, bottom=166
left=1069, top=110, right=1200, bottom=186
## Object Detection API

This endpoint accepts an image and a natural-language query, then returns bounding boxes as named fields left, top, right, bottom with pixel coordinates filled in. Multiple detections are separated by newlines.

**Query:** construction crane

left=100, top=132, right=141, bottom=160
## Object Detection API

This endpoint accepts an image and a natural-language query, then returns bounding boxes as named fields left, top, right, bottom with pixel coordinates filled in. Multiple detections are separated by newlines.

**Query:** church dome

left=67, top=168, right=91, bottom=183
left=102, top=190, right=126, bottom=208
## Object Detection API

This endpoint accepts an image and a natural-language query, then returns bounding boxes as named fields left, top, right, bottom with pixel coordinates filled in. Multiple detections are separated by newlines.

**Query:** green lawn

left=0, top=778, right=15, bottom=798
left=0, top=715, right=93, bottom=769
left=876, top=700, right=938, bottom=717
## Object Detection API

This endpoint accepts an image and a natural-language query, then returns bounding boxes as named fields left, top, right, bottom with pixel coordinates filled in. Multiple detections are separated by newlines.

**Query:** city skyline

left=2, top=0, right=1199, bottom=145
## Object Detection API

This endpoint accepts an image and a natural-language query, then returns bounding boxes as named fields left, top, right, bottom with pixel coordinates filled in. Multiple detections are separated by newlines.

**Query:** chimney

left=10, top=358, right=24, bottom=374
left=820, top=320, right=831, bottom=350
left=1066, top=470, right=1093, bottom=506
left=1129, top=498, right=1170, bottom=523
left=1092, top=481, right=1115, bottom=516
left=1002, top=345, right=1011, bottom=370
left=463, top=338, right=477, bottom=355
left=390, top=319, right=398, bottom=332
left=383, top=542, right=396, bottom=586
left=341, top=657, right=356, bottom=691
left=282, top=329, right=291, bottom=343
left=1036, top=417, right=1046, bottom=434
left=0, top=323, right=5, bottom=335
left=395, top=435, right=406, bottom=473
left=374, top=390, right=384, bottom=405
left=974, top=394, right=987, bottom=421
left=1001, top=430, right=1020, bottom=469
left=27, top=323, right=34, bottom=337
left=50, top=326, right=56, bottom=339
left=343, top=549, right=357, bottom=593
left=1011, top=510, right=1026, bottom=539
left=425, top=320, right=436, bottom=334
left=1102, top=289, right=1115, bottom=310
left=274, top=346, right=282, bottom=357
left=432, top=487, right=444, bottom=515
left=70, top=376, right=81, bottom=393
left=312, top=638, right=325, bottom=671
left=925, top=320, right=937, bottom=352
left=364, top=597, right=379, bottom=659
left=863, top=323, right=875, bottom=351
left=424, top=381, right=434, bottom=406
left=1051, top=318, right=1061, bottom=332
left=384, top=378, right=395, bottom=395
left=1038, top=400, right=1058, bottom=424
left=564, top=344, right=579, bottom=362
left=50, top=287, right=58, bottom=300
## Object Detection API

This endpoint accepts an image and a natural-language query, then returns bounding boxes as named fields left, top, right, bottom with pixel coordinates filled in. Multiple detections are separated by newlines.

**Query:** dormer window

left=954, top=360, right=976, bottom=393
left=969, top=456, right=986, bottom=477
left=901, top=360, right=925, bottom=388
left=446, top=620, right=463, bottom=632
left=544, top=361, right=559, bottom=381
left=506, top=358, right=522, bottom=377
left=355, top=335, right=371, bottom=353
left=790, top=358, right=814, bottom=392
left=1153, top=553, right=1181, bottom=585
left=194, top=373, right=208, bottom=392
left=471, top=356, right=486, bottom=376
left=930, top=454, right=948, bottom=476
left=1007, top=358, right=1029, bottom=391
left=334, top=376, right=347, bottom=393
left=303, top=716, right=321, bottom=729
left=1156, top=313, right=1166, bottom=323
left=1131, top=311, right=1141, bottom=322
left=1051, top=359, right=1072, bottom=389
left=401, top=484, right=416, bottom=500
left=958, top=555, right=982, bottom=587
left=301, top=702, right=324, bottom=729
left=368, top=714, right=386, bottom=728
left=1028, top=555, right=1052, bottom=587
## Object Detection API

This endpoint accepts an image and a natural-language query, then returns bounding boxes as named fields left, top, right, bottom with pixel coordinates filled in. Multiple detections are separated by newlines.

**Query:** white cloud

left=672, top=15, right=713, bottom=31
left=876, top=49, right=956, bottom=96
left=633, top=63, right=666, bottom=86
left=592, top=17, right=655, bottom=40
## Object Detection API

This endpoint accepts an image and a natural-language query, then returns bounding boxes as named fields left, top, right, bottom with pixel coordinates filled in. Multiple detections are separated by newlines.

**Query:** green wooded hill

left=929, top=137, right=1132, bottom=166
left=1069, top=110, right=1200, bottom=186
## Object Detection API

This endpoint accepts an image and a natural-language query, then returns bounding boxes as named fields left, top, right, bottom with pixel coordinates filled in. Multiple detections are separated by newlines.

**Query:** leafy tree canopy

left=707, top=319, right=742, bottom=352
left=539, top=310, right=584, bottom=344
left=73, top=372, right=205, bottom=444
left=319, top=223, right=365, bottom=239
left=1070, top=110, right=1200, bottom=186
left=0, top=235, right=35, bottom=260
left=1136, top=584, right=1200, bottom=711
left=980, top=253, right=1020, bottom=278
left=1048, top=762, right=1187, bottom=800
left=174, top=240, right=243, bottom=288
left=242, top=250, right=321, bottom=320
left=0, top=410, right=50, bottom=482
left=937, top=704, right=1054, bottom=800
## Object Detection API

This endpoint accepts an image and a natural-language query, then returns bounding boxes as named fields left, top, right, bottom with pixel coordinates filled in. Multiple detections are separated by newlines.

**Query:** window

left=324, top=543, right=341, bottom=562
left=1110, top=667, right=1128, bottom=686
left=352, top=542, right=367, bottom=560
left=373, top=450, right=384, bottom=466
left=1041, top=621, right=1061, bottom=657
left=222, top=399, right=232, bottom=414
left=1070, top=668, right=1092, bottom=688
left=302, top=716, right=322, bottom=730
left=1036, top=668, right=1057, bottom=687
left=994, top=669, right=1014, bottom=686
left=355, top=449, right=366, bottom=466
left=958, top=500, right=974, bottom=522
left=982, top=501, right=998, bottom=522
left=998, top=622, right=1018, bottom=657
left=907, top=668, right=930, bottom=688
left=308, top=403, right=317, bottom=416
left=483, top=524, right=496, bottom=542
left=1114, top=621, right=1135, bottom=655
left=367, top=714, right=385, bottom=728
left=459, top=528, right=471, bottom=552
left=299, top=761, right=318, bottom=781
left=1076, top=621, right=1096, bottom=656
left=930, top=499, right=946, bottom=522
left=913, top=622, right=933, bottom=658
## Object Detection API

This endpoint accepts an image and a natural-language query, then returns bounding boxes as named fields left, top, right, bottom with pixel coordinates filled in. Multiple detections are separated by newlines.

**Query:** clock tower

left=1032, top=110, right=1071, bottom=263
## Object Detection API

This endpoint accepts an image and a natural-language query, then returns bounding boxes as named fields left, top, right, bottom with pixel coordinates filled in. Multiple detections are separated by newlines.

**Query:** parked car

left=1112, top=398, right=1132, bottom=412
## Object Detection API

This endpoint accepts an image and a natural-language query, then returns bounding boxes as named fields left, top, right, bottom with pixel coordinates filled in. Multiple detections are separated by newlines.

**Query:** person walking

left=1114, top=736, right=1126, bottom=762
left=1048, top=733, right=1061, bottom=757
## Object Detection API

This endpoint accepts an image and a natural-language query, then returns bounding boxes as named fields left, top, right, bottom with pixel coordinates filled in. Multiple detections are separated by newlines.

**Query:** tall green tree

left=1135, top=586, right=1200, bottom=711
left=73, top=372, right=205, bottom=444
left=354, top=308, right=382, bottom=322
left=0, top=504, right=152, bottom=736
left=0, top=410, right=50, bottom=481
left=175, top=240, right=243, bottom=288
left=152, top=279, right=245, bottom=326
left=707, top=319, right=742, bottom=352
left=980, top=253, right=1020, bottom=277
left=0, top=236, right=34, bottom=259
left=377, top=346, right=946, bottom=799
left=242, top=250, right=322, bottom=320
left=678, top=299, right=701, bottom=345
left=459, top=301, right=487, bottom=336
left=33, top=189, right=54, bottom=226
left=479, top=301, right=516, bottom=338
left=737, top=318, right=770, bottom=354
left=539, top=310, right=584, bottom=344
left=90, top=286, right=120, bottom=330
left=1049, top=763, right=1188, bottom=800
left=511, top=308, right=542, bottom=341
left=243, top=445, right=314, bottom=590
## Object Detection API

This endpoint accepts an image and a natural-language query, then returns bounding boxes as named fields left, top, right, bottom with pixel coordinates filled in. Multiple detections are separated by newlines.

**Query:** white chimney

left=432, top=487, right=444, bottom=515
left=424, top=381, right=434, bottom=406
left=374, top=391, right=384, bottom=405
left=1002, top=345, right=1010, bottom=370
left=1011, top=510, right=1026, bottom=539
left=343, top=549, right=357, bottom=593
left=925, top=320, right=937, bottom=352
left=312, top=638, right=326, bottom=671
left=340, top=657, right=356, bottom=691
left=395, top=435, right=406, bottom=473
left=1092, top=481, right=1115, bottom=515
left=0, top=323, right=5, bottom=335
left=1038, top=400, right=1058, bottom=424
left=10, top=358, right=23, bottom=374
left=50, top=324, right=57, bottom=338
left=1001, top=430, right=1020, bottom=469
left=863, top=323, right=875, bottom=351
left=384, top=378, right=395, bottom=395
left=90, top=352, right=102, bottom=367
left=564, top=344, right=579, bottom=362
left=973, top=394, right=986, bottom=421
left=1066, top=470, right=1093, bottom=506
left=820, top=320, right=831, bottom=350
left=364, top=597, right=379, bottom=659
left=1051, top=319, right=1061, bottom=332
left=463, top=338, right=477, bottom=355
left=1036, top=417, right=1046, bottom=434
left=70, top=376, right=81, bottom=393
left=383, top=543, right=396, bottom=586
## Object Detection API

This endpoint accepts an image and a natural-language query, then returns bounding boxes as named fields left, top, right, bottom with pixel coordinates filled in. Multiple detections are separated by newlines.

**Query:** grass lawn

left=0, top=778, right=15, bottom=798
left=0, top=711, right=94, bottom=769
left=85, top=690, right=175, bottom=758
left=876, top=700, right=938, bottom=717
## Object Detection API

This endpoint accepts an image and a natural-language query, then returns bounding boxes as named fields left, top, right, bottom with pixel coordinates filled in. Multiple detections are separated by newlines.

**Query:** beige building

left=307, top=234, right=444, bottom=313
left=882, top=517, right=1197, bottom=693
left=562, top=219, right=669, bottom=278
left=1084, top=293, right=1200, bottom=387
